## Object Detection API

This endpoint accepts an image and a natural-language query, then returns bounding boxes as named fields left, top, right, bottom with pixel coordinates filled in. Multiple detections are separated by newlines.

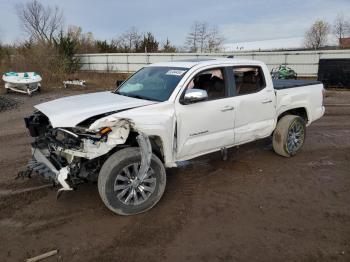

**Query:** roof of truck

left=149, top=58, right=263, bottom=69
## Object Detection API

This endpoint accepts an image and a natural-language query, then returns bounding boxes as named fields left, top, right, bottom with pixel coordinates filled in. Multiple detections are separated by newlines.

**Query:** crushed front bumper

left=31, top=148, right=73, bottom=192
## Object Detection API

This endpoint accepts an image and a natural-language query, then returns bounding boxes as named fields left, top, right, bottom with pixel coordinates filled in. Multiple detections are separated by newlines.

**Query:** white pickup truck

left=23, top=58, right=325, bottom=215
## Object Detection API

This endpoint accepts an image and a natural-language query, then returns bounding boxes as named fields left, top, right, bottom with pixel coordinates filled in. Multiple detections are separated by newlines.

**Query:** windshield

left=115, top=66, right=188, bottom=102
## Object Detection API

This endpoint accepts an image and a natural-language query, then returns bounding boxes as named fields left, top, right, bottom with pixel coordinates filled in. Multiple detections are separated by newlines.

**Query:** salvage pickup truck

left=23, top=58, right=325, bottom=215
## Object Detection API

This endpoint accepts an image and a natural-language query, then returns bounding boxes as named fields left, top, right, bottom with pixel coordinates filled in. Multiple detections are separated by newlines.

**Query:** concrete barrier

left=76, top=50, right=350, bottom=77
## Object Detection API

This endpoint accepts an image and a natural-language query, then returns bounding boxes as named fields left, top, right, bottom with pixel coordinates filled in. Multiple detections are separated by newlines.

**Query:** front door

left=175, top=67, right=235, bottom=160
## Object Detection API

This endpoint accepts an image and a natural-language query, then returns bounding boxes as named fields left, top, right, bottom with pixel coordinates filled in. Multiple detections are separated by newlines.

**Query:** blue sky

left=0, top=0, right=349, bottom=46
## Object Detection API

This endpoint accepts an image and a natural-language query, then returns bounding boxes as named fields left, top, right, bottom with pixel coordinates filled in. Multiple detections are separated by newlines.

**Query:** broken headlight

left=57, top=126, right=113, bottom=145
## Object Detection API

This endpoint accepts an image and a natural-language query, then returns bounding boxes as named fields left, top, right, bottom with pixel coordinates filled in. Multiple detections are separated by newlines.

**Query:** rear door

left=231, top=66, right=276, bottom=144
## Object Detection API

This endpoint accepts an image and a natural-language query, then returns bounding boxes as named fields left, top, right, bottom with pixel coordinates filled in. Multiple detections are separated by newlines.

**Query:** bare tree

left=67, top=25, right=96, bottom=53
left=207, top=26, right=224, bottom=52
left=333, top=14, right=350, bottom=41
left=16, top=0, right=63, bottom=43
left=304, top=20, right=330, bottom=49
left=67, top=25, right=82, bottom=41
left=185, top=21, right=224, bottom=52
left=197, top=22, right=209, bottom=52
left=117, top=27, right=142, bottom=52
left=185, top=22, right=202, bottom=52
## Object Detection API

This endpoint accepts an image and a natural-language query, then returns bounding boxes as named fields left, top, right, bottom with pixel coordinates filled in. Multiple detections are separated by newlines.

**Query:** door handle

left=261, top=99, right=273, bottom=104
left=221, top=106, right=234, bottom=112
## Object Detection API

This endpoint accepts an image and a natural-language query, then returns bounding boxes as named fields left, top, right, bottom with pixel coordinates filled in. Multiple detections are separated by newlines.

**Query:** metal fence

left=76, top=50, right=350, bottom=77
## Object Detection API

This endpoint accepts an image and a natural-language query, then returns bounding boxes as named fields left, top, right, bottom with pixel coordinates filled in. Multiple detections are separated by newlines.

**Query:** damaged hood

left=35, top=91, right=156, bottom=128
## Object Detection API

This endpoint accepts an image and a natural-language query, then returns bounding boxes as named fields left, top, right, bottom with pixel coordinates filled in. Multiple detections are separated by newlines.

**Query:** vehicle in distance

left=23, top=58, right=325, bottom=215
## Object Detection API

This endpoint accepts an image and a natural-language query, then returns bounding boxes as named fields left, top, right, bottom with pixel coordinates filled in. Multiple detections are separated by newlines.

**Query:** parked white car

left=23, top=58, right=325, bottom=215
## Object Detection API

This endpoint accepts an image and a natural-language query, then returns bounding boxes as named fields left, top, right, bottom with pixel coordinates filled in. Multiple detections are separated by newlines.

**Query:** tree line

left=0, top=0, right=224, bottom=76
left=304, top=14, right=350, bottom=49
left=8, top=0, right=224, bottom=54
left=5, top=0, right=350, bottom=55
left=1, top=0, right=350, bottom=77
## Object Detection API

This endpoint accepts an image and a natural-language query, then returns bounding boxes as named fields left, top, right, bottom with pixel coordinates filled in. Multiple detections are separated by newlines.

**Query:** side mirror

left=183, top=88, right=208, bottom=104
left=116, top=80, right=124, bottom=87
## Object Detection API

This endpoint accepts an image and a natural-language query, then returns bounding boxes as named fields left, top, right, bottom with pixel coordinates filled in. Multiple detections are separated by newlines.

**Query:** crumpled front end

left=23, top=111, right=132, bottom=193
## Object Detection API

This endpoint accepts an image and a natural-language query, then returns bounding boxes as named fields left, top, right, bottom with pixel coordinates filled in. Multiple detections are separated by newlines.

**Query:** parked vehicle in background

left=271, top=65, right=297, bottom=80
left=318, top=58, right=350, bottom=88
left=2, top=72, right=42, bottom=96
left=22, top=58, right=325, bottom=215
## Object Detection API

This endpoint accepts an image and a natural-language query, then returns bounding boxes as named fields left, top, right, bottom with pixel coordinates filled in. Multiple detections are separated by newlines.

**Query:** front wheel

left=98, top=147, right=166, bottom=215
left=273, top=115, right=306, bottom=157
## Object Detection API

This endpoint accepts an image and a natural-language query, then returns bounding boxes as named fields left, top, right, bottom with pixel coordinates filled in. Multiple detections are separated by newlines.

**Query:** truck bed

left=273, top=79, right=321, bottom=90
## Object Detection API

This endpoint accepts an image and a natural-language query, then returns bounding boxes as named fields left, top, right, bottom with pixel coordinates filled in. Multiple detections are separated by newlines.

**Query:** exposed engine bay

left=22, top=110, right=150, bottom=195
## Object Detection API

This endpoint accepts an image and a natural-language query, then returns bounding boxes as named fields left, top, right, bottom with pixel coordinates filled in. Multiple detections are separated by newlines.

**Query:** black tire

left=272, top=115, right=306, bottom=157
left=98, top=147, right=166, bottom=215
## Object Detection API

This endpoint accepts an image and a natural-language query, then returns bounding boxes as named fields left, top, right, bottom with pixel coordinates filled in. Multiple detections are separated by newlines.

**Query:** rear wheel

left=98, top=147, right=166, bottom=215
left=273, top=115, right=306, bottom=157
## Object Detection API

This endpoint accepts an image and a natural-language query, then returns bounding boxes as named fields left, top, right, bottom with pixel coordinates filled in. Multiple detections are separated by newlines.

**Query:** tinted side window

left=186, top=68, right=227, bottom=100
left=233, top=66, right=266, bottom=95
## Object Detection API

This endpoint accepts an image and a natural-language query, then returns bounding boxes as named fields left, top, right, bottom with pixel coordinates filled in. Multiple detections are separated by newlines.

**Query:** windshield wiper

left=115, top=91, right=160, bottom=102
left=128, top=94, right=160, bottom=101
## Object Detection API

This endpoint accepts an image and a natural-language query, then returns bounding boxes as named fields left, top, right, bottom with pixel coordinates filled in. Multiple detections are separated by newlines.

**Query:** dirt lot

left=0, top=87, right=349, bottom=262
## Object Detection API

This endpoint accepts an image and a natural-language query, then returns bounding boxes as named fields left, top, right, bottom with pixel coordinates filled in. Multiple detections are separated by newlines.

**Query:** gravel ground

left=0, top=95, right=20, bottom=112
left=0, top=89, right=349, bottom=262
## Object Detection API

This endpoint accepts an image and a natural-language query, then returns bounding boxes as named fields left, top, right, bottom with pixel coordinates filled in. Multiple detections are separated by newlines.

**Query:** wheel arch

left=148, top=135, right=165, bottom=163
left=277, top=107, right=308, bottom=123
left=122, top=131, right=165, bottom=163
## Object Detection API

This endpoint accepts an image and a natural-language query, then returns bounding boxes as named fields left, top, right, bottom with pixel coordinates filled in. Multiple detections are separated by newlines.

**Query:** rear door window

left=233, top=66, right=266, bottom=95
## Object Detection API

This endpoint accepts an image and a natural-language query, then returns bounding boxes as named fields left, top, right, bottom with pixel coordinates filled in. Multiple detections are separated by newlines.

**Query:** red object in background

left=339, top=37, right=350, bottom=49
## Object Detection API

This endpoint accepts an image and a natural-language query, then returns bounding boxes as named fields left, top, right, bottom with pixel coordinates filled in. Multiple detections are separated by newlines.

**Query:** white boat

left=2, top=72, right=42, bottom=96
